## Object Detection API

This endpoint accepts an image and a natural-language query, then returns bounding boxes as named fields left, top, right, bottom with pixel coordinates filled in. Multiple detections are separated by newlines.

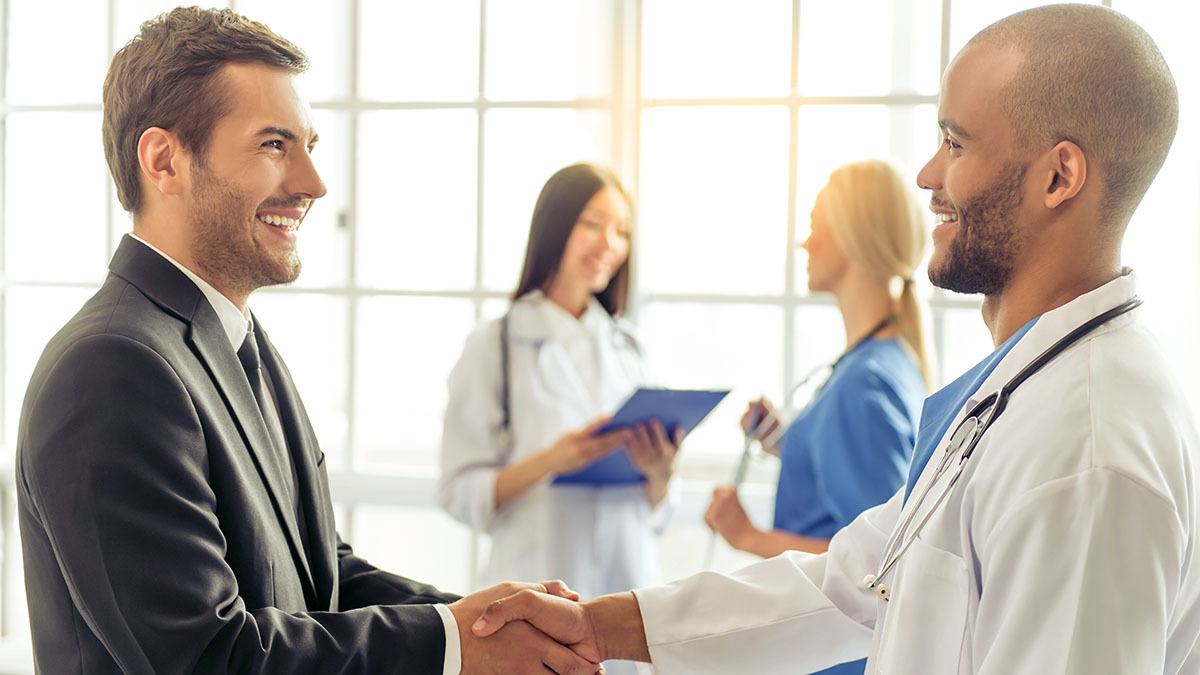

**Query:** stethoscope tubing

left=866, top=296, right=1143, bottom=601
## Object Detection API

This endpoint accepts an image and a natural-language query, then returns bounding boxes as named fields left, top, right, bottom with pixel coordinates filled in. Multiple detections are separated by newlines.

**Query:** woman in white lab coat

left=439, top=163, right=679, bottom=611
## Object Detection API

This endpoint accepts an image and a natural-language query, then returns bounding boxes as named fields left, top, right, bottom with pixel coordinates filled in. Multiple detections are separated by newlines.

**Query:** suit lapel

left=109, top=236, right=317, bottom=601
left=255, top=322, right=338, bottom=610
left=186, top=313, right=317, bottom=600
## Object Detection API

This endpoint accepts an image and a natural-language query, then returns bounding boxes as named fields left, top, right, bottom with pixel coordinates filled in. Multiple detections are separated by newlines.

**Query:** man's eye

left=263, top=139, right=285, bottom=151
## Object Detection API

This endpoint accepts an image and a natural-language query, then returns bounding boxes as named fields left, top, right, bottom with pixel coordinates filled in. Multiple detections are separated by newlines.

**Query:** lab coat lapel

left=510, top=296, right=599, bottom=419
left=592, top=319, right=644, bottom=411
left=903, top=271, right=1140, bottom=515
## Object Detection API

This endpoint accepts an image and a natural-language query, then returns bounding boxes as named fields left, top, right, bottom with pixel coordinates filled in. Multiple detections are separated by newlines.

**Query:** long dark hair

left=511, top=163, right=633, bottom=317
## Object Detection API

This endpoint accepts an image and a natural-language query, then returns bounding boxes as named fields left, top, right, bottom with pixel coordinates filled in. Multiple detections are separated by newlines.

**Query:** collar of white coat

left=970, top=268, right=1138, bottom=400
left=508, top=290, right=613, bottom=343
left=907, top=269, right=1139, bottom=501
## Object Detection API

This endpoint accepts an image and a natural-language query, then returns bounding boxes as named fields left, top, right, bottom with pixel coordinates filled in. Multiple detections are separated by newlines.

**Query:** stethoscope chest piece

left=862, top=574, right=890, bottom=602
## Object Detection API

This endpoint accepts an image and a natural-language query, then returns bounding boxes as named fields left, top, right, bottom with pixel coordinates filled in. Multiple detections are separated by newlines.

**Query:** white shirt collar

left=130, top=233, right=251, bottom=350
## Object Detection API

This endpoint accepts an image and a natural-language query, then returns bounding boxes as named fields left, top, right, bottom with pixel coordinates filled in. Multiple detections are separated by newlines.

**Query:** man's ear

left=136, top=127, right=190, bottom=200
left=1041, top=140, right=1088, bottom=210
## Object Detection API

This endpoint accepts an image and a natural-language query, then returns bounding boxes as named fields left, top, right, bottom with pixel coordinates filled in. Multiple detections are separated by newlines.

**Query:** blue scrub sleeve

left=809, top=369, right=916, bottom=528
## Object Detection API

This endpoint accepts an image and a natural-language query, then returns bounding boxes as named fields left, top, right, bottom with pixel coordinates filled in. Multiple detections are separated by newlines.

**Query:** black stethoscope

left=863, top=296, right=1143, bottom=602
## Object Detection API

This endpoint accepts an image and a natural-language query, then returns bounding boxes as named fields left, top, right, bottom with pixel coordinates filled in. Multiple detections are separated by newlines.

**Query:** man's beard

left=190, top=165, right=302, bottom=298
left=929, top=163, right=1027, bottom=296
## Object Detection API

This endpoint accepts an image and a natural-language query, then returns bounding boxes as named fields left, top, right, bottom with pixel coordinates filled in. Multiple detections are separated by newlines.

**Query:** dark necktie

left=238, top=329, right=296, bottom=501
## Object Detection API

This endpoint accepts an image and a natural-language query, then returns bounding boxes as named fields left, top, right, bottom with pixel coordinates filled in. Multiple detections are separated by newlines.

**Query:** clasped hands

left=449, top=581, right=644, bottom=674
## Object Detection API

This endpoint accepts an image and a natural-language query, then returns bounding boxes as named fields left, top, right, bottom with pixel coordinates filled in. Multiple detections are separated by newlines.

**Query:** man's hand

left=472, top=590, right=651, bottom=665
left=449, top=581, right=601, bottom=674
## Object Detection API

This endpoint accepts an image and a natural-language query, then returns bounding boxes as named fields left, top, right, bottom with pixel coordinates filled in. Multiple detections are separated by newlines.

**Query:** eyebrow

left=255, top=126, right=319, bottom=147
left=938, top=119, right=973, bottom=140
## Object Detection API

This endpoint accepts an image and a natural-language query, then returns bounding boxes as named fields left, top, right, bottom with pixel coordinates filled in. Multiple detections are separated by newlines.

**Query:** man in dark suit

left=15, top=7, right=598, bottom=674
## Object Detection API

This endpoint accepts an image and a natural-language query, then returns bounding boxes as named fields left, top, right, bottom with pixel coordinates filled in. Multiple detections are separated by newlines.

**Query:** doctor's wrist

left=534, top=446, right=566, bottom=479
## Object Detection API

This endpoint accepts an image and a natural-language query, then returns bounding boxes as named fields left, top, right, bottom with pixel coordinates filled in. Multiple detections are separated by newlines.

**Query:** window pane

left=485, top=0, right=613, bottom=100
left=237, top=0, right=341, bottom=101
left=949, top=0, right=1102, bottom=55
left=359, top=0, right=479, bottom=101
left=638, top=302, right=783, bottom=461
left=798, top=0, right=941, bottom=96
left=355, top=297, right=476, bottom=467
left=642, top=0, right=791, bottom=98
left=938, top=307, right=992, bottom=385
left=7, top=1, right=106, bottom=104
left=639, top=106, right=789, bottom=295
left=292, top=110, right=350, bottom=289
left=357, top=110, right=478, bottom=290
left=480, top=109, right=612, bottom=290
left=794, top=104, right=936, bottom=292
left=5, top=113, right=109, bottom=283
left=5, top=287, right=98, bottom=448
left=350, top=506, right=471, bottom=592
left=250, top=293, right=349, bottom=469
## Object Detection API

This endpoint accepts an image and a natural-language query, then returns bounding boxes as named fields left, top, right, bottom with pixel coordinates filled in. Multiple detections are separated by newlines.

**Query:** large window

left=1, top=0, right=1197, bottom=663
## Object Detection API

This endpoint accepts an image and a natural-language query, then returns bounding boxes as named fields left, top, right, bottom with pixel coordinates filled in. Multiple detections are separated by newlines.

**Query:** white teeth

left=258, top=214, right=300, bottom=231
left=937, top=213, right=958, bottom=224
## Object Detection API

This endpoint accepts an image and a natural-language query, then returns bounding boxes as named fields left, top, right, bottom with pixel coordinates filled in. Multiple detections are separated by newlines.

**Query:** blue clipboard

left=552, top=388, right=730, bottom=486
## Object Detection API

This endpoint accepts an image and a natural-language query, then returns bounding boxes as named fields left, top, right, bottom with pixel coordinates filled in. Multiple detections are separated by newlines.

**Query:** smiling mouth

left=257, top=213, right=301, bottom=232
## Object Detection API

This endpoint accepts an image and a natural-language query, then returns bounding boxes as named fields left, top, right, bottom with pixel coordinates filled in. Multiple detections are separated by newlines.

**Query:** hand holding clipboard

left=553, top=388, right=729, bottom=485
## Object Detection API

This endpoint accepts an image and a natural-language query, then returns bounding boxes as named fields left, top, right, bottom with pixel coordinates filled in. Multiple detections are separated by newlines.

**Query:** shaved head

left=969, top=4, right=1178, bottom=227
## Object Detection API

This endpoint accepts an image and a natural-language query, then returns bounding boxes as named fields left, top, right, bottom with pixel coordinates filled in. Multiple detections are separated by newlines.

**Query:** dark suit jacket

left=16, top=236, right=460, bottom=674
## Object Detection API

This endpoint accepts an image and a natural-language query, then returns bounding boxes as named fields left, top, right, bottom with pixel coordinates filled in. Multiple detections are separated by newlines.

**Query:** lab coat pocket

left=874, top=536, right=969, bottom=675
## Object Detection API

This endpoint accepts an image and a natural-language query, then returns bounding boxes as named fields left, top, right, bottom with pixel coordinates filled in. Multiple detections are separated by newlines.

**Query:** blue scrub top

left=774, top=338, right=924, bottom=675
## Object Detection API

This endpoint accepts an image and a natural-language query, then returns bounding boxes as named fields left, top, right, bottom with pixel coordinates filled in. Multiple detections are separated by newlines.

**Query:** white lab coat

left=439, top=291, right=666, bottom=600
left=635, top=271, right=1200, bottom=674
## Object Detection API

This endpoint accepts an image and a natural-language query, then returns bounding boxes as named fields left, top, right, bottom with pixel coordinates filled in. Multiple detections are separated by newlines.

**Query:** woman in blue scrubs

left=705, top=160, right=932, bottom=675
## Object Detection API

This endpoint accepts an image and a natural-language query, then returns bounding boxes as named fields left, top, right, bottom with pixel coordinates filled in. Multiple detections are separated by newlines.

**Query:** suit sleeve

left=337, top=537, right=460, bottom=609
left=18, top=334, right=448, bottom=675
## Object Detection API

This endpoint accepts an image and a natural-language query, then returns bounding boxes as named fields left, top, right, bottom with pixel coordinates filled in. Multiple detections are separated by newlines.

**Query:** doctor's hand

left=543, top=417, right=631, bottom=476
left=741, top=398, right=783, bottom=456
left=627, top=419, right=682, bottom=505
left=449, top=581, right=601, bottom=674
left=472, top=590, right=652, bottom=665
left=705, top=486, right=760, bottom=551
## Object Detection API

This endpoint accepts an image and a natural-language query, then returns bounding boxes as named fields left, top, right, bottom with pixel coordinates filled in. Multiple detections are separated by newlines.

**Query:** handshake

left=447, top=580, right=648, bottom=674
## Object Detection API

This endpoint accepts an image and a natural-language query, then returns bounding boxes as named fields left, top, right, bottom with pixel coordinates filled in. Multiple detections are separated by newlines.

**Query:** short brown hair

left=969, top=5, right=1178, bottom=227
left=102, top=6, right=308, bottom=214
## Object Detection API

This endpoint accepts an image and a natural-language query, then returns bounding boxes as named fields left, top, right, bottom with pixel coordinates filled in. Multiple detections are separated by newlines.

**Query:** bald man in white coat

left=467, top=6, right=1200, bottom=674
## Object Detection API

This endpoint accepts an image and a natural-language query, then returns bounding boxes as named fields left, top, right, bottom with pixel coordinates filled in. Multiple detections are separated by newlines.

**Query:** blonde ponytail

left=894, top=278, right=936, bottom=390
left=821, top=160, right=936, bottom=391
